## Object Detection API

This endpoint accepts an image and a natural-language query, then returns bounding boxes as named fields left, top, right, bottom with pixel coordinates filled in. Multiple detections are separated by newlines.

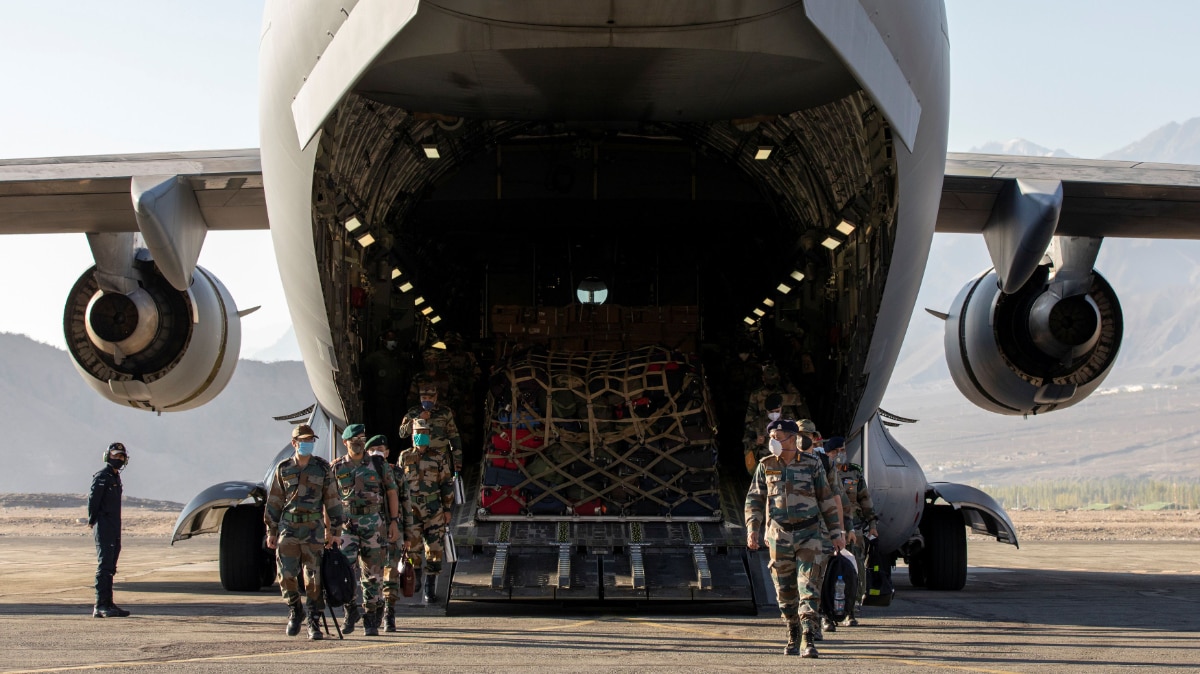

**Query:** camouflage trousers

left=276, top=531, right=325, bottom=609
left=849, top=538, right=866, bottom=606
left=405, top=516, right=446, bottom=576
left=382, top=537, right=404, bottom=603
left=340, top=513, right=387, bottom=611
left=767, top=529, right=825, bottom=629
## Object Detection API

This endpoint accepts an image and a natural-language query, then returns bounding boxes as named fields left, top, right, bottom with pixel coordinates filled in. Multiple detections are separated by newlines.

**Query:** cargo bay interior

left=310, top=91, right=898, bottom=483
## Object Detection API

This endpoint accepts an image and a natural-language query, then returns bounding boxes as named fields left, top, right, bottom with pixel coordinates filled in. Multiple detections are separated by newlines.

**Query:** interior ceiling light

left=836, top=219, right=856, bottom=235
left=422, top=144, right=440, bottom=159
left=344, top=215, right=363, bottom=232
left=355, top=232, right=376, bottom=248
left=754, top=145, right=773, bottom=160
left=420, top=306, right=434, bottom=315
left=776, top=283, right=793, bottom=294
left=763, top=298, right=775, bottom=307
left=431, top=340, right=446, bottom=349
left=390, top=268, right=402, bottom=280
left=398, top=282, right=414, bottom=293
left=821, top=236, right=841, bottom=250
left=430, top=315, right=442, bottom=324
left=576, top=276, right=609, bottom=305
left=790, top=270, right=806, bottom=282
left=743, top=317, right=756, bottom=325
left=414, top=296, right=426, bottom=306
left=753, top=308, right=765, bottom=317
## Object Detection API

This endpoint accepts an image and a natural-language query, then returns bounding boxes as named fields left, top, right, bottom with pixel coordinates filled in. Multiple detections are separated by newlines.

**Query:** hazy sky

left=1, top=0, right=1198, bottom=355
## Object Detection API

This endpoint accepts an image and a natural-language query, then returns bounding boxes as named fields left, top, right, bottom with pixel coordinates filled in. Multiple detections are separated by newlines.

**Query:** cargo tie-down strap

left=478, top=345, right=721, bottom=519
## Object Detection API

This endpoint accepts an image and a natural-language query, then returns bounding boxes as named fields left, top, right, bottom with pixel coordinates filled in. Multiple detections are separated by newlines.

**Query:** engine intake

left=945, top=264, right=1122, bottom=415
left=64, top=261, right=241, bottom=412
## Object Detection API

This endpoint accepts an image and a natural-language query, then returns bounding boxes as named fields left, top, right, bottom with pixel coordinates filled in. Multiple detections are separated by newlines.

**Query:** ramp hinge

left=691, top=544, right=712, bottom=590
left=491, top=543, right=509, bottom=589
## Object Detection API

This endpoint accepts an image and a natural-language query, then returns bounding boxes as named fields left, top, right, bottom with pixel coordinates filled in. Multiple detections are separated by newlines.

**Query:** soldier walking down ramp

left=265, top=424, right=346, bottom=640
left=824, top=435, right=878, bottom=625
left=369, top=434, right=412, bottom=631
left=399, top=386, right=463, bottom=475
left=332, top=424, right=401, bottom=636
left=88, top=442, right=130, bottom=618
left=396, top=418, right=455, bottom=603
left=745, top=419, right=844, bottom=658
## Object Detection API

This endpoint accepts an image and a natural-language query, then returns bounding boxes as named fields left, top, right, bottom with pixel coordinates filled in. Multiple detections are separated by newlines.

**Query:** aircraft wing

left=0, top=149, right=267, bottom=234
left=938, top=152, right=1200, bottom=238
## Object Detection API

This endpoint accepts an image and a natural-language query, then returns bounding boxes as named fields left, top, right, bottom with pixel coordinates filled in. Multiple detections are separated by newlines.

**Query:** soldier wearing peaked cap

left=745, top=418, right=844, bottom=658
left=265, top=423, right=345, bottom=641
left=396, top=417, right=455, bottom=604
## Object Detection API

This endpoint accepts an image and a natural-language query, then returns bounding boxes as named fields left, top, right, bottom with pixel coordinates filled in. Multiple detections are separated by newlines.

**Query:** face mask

left=414, top=433, right=430, bottom=447
left=834, top=453, right=848, bottom=466
left=800, top=436, right=813, bottom=451
left=348, top=439, right=365, bottom=454
left=738, top=352, right=750, bottom=362
left=368, top=449, right=386, bottom=458
left=768, top=438, right=784, bottom=457
left=421, top=400, right=434, bottom=411
left=297, top=441, right=316, bottom=456
left=767, top=411, right=781, bottom=422
left=386, top=340, right=397, bottom=351
left=107, top=457, right=127, bottom=471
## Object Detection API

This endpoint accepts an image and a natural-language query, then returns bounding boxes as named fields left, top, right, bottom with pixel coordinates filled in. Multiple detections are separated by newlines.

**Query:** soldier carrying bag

left=320, top=545, right=356, bottom=639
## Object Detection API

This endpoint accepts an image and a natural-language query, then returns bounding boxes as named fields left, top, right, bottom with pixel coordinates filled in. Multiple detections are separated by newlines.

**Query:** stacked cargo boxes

left=490, top=304, right=699, bottom=353
left=475, top=345, right=721, bottom=520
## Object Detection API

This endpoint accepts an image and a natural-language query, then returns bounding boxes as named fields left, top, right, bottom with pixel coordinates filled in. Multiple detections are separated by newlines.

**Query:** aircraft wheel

left=220, top=504, right=269, bottom=591
left=919, top=504, right=966, bottom=591
left=907, top=554, right=928, bottom=587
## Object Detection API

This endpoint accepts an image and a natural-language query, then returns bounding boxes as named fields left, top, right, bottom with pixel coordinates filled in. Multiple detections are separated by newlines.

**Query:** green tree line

left=979, top=479, right=1200, bottom=510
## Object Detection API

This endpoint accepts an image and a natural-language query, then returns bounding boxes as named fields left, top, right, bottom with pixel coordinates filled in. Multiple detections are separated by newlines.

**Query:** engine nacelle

left=63, top=261, right=241, bottom=412
left=944, top=264, right=1122, bottom=415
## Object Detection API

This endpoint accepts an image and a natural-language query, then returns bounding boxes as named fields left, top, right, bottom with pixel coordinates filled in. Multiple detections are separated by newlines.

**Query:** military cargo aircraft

left=2, top=1, right=1199, bottom=604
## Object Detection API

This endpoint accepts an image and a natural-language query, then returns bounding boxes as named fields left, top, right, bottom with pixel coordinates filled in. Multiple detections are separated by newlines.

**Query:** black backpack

left=862, top=537, right=895, bottom=607
left=321, top=545, right=357, bottom=608
left=820, top=551, right=858, bottom=621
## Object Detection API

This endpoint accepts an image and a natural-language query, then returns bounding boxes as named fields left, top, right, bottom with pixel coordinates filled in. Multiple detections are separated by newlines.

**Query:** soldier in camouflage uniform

left=397, top=417, right=455, bottom=603
left=797, top=418, right=850, bottom=639
left=407, top=348, right=452, bottom=409
left=746, top=418, right=844, bottom=658
left=331, top=424, right=401, bottom=637
left=743, top=364, right=806, bottom=473
left=399, top=385, right=463, bottom=473
left=265, top=424, right=345, bottom=640
left=824, top=435, right=878, bottom=626
left=369, top=434, right=412, bottom=631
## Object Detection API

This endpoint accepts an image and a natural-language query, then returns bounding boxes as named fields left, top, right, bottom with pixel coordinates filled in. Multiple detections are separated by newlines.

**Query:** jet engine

left=944, top=264, right=1122, bottom=415
left=63, top=261, right=241, bottom=412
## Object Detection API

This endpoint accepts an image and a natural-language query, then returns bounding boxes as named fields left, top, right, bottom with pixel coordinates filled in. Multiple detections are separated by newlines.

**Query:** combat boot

left=92, top=604, right=130, bottom=618
left=801, top=628, right=819, bottom=658
left=285, top=601, right=305, bottom=637
left=307, top=609, right=326, bottom=638
left=821, top=615, right=837, bottom=633
left=363, top=605, right=379, bottom=637
left=343, top=604, right=361, bottom=634
left=384, top=600, right=397, bottom=632
left=783, top=621, right=801, bottom=656
left=423, top=575, right=438, bottom=603
left=842, top=609, right=858, bottom=627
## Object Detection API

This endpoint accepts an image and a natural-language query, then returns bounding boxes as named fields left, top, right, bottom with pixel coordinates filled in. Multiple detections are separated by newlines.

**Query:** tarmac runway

left=0, top=536, right=1197, bottom=673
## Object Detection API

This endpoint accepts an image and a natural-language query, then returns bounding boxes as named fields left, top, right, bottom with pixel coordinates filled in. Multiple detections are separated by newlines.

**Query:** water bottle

left=834, top=575, right=846, bottom=614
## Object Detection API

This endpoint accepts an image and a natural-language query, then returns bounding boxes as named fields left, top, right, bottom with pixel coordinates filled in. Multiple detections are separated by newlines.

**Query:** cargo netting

left=476, top=345, right=721, bottom=520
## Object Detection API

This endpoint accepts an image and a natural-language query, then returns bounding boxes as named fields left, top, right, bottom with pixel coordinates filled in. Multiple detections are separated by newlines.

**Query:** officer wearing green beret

left=332, top=424, right=400, bottom=636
